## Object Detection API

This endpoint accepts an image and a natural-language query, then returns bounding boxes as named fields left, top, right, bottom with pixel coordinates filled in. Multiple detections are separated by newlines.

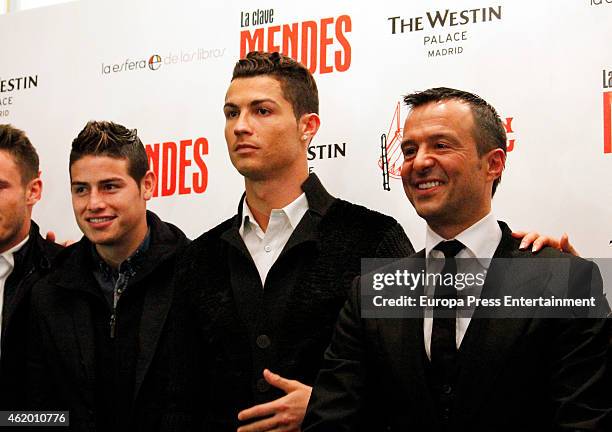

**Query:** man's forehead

left=225, top=76, right=286, bottom=103
left=0, top=150, right=21, bottom=178
left=71, top=156, right=130, bottom=179
left=404, top=100, right=474, bottom=132
left=0, top=148, right=18, bottom=165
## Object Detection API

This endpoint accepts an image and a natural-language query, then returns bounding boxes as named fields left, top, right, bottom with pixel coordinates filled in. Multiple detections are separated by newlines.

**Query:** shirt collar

left=239, top=193, right=309, bottom=236
left=425, top=212, right=501, bottom=266
left=0, top=235, right=30, bottom=270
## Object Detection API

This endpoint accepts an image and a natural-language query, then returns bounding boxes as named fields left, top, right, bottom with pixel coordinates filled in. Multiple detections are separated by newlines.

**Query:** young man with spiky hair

left=28, top=121, right=191, bottom=431
left=176, top=51, right=415, bottom=432
left=0, top=124, right=62, bottom=409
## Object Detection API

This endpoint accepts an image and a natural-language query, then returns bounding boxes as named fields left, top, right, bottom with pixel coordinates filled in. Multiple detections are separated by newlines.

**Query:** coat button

left=256, top=334, right=271, bottom=349
left=442, top=406, right=451, bottom=420
left=256, top=378, right=270, bottom=393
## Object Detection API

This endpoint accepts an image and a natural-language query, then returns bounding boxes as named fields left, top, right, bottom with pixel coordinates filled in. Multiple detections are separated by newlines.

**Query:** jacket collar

left=223, top=173, right=336, bottom=256
left=11, top=221, right=52, bottom=273
left=232, top=173, right=336, bottom=228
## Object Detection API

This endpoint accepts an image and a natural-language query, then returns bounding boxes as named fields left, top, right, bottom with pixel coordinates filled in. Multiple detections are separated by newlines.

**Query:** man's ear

left=140, top=170, right=157, bottom=201
left=25, top=173, right=43, bottom=207
left=486, top=148, right=506, bottom=183
left=298, top=113, right=321, bottom=146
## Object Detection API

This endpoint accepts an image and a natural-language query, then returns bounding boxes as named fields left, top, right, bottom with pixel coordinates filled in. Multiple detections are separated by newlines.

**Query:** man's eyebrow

left=249, top=98, right=277, bottom=107
left=427, top=133, right=456, bottom=141
left=70, top=177, right=125, bottom=186
left=99, top=177, right=125, bottom=183
left=224, top=99, right=279, bottom=110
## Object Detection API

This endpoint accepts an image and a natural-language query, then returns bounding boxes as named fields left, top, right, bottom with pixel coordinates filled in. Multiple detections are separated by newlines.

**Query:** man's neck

left=244, top=172, right=308, bottom=232
left=428, top=206, right=491, bottom=240
left=94, top=222, right=148, bottom=269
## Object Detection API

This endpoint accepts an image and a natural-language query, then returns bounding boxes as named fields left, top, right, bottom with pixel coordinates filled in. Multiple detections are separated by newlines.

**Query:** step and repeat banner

left=1, top=0, right=611, bottom=256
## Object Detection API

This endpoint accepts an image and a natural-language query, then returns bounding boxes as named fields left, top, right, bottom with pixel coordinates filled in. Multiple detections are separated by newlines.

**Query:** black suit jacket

left=177, top=174, right=414, bottom=430
left=304, top=222, right=612, bottom=432
left=27, top=212, right=190, bottom=432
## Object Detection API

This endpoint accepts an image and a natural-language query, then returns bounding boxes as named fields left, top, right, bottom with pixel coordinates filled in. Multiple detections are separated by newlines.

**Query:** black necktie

left=431, top=240, right=465, bottom=375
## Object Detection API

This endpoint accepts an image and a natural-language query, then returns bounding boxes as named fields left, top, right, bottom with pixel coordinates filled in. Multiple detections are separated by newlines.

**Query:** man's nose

left=233, top=112, right=252, bottom=136
left=87, top=189, right=106, bottom=211
left=412, top=147, right=435, bottom=173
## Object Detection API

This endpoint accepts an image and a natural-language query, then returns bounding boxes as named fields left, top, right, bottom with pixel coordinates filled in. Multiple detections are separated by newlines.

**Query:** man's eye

left=225, top=110, right=238, bottom=119
left=73, top=186, right=86, bottom=194
left=257, top=108, right=270, bottom=115
left=435, top=142, right=448, bottom=149
left=104, top=184, right=118, bottom=191
left=403, top=147, right=416, bottom=157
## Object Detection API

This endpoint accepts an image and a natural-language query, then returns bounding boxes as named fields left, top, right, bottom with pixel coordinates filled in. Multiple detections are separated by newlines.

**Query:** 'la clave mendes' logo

left=378, top=102, right=516, bottom=190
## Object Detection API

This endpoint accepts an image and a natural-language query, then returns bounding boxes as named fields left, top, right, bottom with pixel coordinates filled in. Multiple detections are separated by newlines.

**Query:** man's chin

left=414, top=205, right=445, bottom=222
left=85, top=232, right=118, bottom=247
left=237, top=165, right=269, bottom=182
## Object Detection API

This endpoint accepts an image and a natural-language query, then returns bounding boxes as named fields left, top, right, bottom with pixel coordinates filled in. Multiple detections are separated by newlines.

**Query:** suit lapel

left=379, top=251, right=436, bottom=418
left=452, top=223, right=547, bottom=426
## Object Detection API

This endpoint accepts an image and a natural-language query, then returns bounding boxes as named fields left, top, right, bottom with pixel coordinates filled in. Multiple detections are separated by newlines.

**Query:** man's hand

left=45, top=231, right=75, bottom=247
left=237, top=369, right=312, bottom=432
left=512, top=231, right=579, bottom=256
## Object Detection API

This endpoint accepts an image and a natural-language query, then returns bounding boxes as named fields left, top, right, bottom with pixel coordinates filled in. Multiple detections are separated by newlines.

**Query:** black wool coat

left=176, top=174, right=414, bottom=430
left=0, top=221, right=62, bottom=409
left=27, top=211, right=191, bottom=432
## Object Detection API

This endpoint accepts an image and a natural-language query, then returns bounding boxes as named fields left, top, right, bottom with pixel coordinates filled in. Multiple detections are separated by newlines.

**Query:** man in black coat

left=176, top=51, right=415, bottom=431
left=303, top=87, right=612, bottom=431
left=27, top=121, right=190, bottom=431
left=0, top=125, right=63, bottom=409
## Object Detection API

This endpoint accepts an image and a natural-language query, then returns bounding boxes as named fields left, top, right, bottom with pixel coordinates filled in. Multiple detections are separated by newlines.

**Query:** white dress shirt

left=239, top=193, right=309, bottom=285
left=0, top=235, right=29, bottom=355
left=423, top=212, right=502, bottom=359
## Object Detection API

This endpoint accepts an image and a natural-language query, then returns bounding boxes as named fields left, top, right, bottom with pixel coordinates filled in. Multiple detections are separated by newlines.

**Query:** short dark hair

left=0, top=124, right=39, bottom=185
left=70, top=121, right=149, bottom=184
left=403, top=87, right=507, bottom=196
left=231, top=51, right=319, bottom=119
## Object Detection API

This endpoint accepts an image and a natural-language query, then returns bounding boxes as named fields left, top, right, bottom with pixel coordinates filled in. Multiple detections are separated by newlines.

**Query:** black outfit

left=177, top=174, right=414, bottom=430
left=27, top=211, right=190, bottom=432
left=303, top=222, right=612, bottom=432
left=0, top=221, right=62, bottom=409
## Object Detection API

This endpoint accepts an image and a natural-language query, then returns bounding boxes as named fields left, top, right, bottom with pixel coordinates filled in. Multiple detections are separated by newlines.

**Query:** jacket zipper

left=110, top=282, right=125, bottom=339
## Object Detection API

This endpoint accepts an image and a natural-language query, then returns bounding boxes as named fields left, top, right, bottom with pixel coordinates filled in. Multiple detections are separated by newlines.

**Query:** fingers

left=236, top=414, right=279, bottom=432
left=238, top=400, right=278, bottom=422
left=531, top=236, right=559, bottom=253
left=560, top=233, right=580, bottom=256
left=237, top=404, right=300, bottom=432
left=517, top=231, right=580, bottom=255
left=45, top=231, right=56, bottom=243
left=263, top=369, right=299, bottom=393
left=518, top=232, right=540, bottom=250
